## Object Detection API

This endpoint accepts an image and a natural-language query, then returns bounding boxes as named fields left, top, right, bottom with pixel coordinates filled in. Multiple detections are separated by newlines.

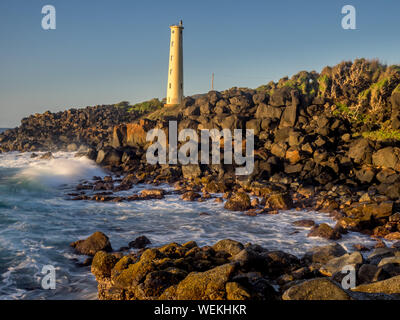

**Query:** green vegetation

left=128, top=98, right=163, bottom=114
left=114, top=99, right=163, bottom=115
left=275, top=71, right=318, bottom=97
left=317, top=74, right=330, bottom=96
left=361, top=128, right=400, bottom=141
left=256, top=81, right=275, bottom=94
left=332, top=102, right=365, bottom=124
left=115, top=101, right=130, bottom=108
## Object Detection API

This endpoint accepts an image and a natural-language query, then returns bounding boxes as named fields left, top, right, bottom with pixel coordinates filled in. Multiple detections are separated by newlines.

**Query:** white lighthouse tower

left=165, top=20, right=184, bottom=106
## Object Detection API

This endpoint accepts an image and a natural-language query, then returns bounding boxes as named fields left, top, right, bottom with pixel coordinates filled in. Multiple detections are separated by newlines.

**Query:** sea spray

left=16, top=157, right=105, bottom=188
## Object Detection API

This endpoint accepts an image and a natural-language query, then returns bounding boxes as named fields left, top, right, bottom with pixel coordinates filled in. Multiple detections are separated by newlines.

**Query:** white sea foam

left=4, top=152, right=105, bottom=188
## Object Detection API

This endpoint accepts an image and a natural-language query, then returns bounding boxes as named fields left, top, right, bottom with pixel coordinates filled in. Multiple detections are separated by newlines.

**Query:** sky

left=0, top=0, right=399, bottom=127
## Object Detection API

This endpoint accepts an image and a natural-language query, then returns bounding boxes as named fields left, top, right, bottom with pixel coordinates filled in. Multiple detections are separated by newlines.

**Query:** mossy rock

left=224, top=192, right=251, bottom=211
left=225, top=282, right=252, bottom=300
left=91, top=251, right=118, bottom=279
left=212, top=239, right=244, bottom=257
left=174, top=263, right=237, bottom=300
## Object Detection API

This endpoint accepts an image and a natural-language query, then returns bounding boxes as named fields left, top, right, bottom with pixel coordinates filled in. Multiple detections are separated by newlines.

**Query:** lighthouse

left=165, top=20, right=184, bottom=106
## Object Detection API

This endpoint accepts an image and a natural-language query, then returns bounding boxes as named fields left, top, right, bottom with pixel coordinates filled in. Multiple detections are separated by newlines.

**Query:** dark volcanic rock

left=224, top=192, right=251, bottom=211
left=70, top=231, right=112, bottom=256
left=307, top=223, right=341, bottom=240
left=129, top=236, right=152, bottom=249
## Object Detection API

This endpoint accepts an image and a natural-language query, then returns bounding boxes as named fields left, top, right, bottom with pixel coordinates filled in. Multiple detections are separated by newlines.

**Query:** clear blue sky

left=0, top=0, right=399, bottom=127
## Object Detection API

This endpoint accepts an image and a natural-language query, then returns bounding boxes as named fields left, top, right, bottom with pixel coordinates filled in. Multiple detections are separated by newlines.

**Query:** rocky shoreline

left=2, top=59, right=400, bottom=299
left=70, top=231, right=400, bottom=300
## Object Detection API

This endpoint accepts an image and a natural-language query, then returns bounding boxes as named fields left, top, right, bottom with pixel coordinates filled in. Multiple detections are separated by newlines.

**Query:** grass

left=332, top=102, right=367, bottom=124
left=114, top=99, right=163, bottom=115
left=128, top=98, right=163, bottom=114
left=317, top=74, right=330, bottom=95
left=361, top=128, right=400, bottom=141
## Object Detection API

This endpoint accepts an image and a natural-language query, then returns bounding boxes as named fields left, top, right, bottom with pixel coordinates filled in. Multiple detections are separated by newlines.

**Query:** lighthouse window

left=169, top=83, right=171, bottom=89
left=171, top=41, right=174, bottom=47
left=172, top=30, right=174, bottom=34
left=170, top=69, right=172, bottom=75
left=171, top=55, right=173, bottom=61
left=181, top=83, right=183, bottom=89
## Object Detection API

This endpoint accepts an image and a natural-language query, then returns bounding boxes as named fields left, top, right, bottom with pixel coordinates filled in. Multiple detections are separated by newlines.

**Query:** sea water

left=0, top=151, right=386, bottom=300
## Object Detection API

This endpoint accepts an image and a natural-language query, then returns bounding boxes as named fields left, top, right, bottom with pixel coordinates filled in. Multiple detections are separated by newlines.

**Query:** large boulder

left=269, top=87, right=292, bottom=107
left=303, top=243, right=347, bottom=264
left=255, top=104, right=282, bottom=120
left=91, top=251, right=118, bottom=279
left=372, top=147, right=400, bottom=171
left=319, top=252, right=363, bottom=277
left=264, top=193, right=293, bottom=210
left=224, top=192, right=251, bottom=211
left=279, top=90, right=299, bottom=128
left=212, top=239, right=244, bottom=256
left=96, top=147, right=122, bottom=166
left=70, top=231, right=112, bottom=256
left=307, top=223, right=341, bottom=240
left=253, top=92, right=268, bottom=105
left=348, top=138, right=372, bottom=165
left=282, top=278, right=352, bottom=300
left=352, top=275, right=400, bottom=294
left=129, top=235, right=152, bottom=249
left=126, top=120, right=155, bottom=148
left=173, top=263, right=237, bottom=300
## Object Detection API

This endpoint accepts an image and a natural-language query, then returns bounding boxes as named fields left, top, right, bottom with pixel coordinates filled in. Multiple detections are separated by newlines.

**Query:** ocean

left=0, top=152, right=384, bottom=300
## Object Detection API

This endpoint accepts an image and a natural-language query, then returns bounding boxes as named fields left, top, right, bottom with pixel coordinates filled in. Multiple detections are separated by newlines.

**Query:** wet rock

left=40, top=152, right=54, bottom=160
left=303, top=243, right=347, bottom=264
left=96, top=148, right=121, bottom=166
left=358, top=264, right=379, bottom=284
left=212, top=239, right=244, bottom=257
left=136, top=269, right=188, bottom=299
left=264, top=251, right=300, bottom=276
left=352, top=275, right=400, bottom=294
left=293, top=219, right=315, bottom=228
left=181, top=191, right=201, bottom=201
left=385, top=232, right=400, bottom=241
left=264, top=193, right=293, bottom=211
left=378, top=256, right=400, bottom=268
left=353, top=244, right=370, bottom=251
left=282, top=278, right=352, bottom=300
left=173, top=263, right=236, bottom=300
left=70, top=231, right=112, bottom=256
left=140, top=189, right=165, bottom=199
left=224, top=192, right=251, bottom=211
left=307, top=223, right=341, bottom=240
left=368, top=248, right=397, bottom=264
left=225, top=282, right=252, bottom=300
left=319, top=252, right=363, bottom=277
left=129, top=236, right=151, bottom=249
left=91, top=251, right=118, bottom=278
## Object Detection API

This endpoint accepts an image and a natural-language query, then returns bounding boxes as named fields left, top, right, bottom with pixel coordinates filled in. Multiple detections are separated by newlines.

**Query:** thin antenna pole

left=211, top=73, right=214, bottom=90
